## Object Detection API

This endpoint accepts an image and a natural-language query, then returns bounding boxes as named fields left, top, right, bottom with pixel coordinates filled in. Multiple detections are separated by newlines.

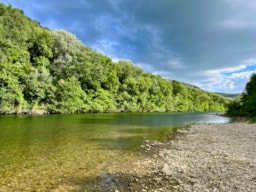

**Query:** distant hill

left=181, top=82, right=202, bottom=90
left=215, top=92, right=241, bottom=100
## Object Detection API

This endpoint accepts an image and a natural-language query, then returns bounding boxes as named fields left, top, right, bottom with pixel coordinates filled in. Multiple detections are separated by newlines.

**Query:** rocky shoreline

left=83, top=122, right=256, bottom=192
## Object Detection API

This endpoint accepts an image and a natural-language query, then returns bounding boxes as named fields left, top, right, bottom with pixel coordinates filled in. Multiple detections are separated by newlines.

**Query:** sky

left=1, top=0, right=256, bottom=93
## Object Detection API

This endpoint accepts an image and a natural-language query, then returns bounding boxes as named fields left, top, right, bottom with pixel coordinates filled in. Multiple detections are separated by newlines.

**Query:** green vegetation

left=0, top=4, right=228, bottom=114
left=215, top=92, right=241, bottom=100
left=226, top=73, right=256, bottom=119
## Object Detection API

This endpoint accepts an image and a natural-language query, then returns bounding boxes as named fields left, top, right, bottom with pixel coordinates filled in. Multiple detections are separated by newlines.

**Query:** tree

left=227, top=73, right=256, bottom=117
left=28, top=27, right=53, bottom=63
left=241, top=73, right=256, bottom=117
left=50, top=29, right=83, bottom=79
left=53, top=77, right=88, bottom=113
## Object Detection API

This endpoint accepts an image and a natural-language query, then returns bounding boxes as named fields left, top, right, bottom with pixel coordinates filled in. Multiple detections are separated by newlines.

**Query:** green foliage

left=28, top=28, right=53, bottom=62
left=226, top=100, right=243, bottom=116
left=227, top=73, right=256, bottom=118
left=53, top=77, right=88, bottom=113
left=242, top=73, right=256, bottom=117
left=0, top=3, right=228, bottom=114
left=215, top=92, right=241, bottom=100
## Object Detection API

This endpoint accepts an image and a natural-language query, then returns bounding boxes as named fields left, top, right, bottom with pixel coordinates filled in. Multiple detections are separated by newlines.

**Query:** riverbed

left=0, top=112, right=230, bottom=191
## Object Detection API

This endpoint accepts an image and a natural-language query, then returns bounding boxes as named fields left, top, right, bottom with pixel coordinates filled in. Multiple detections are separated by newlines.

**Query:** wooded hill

left=215, top=92, right=241, bottom=100
left=0, top=4, right=228, bottom=114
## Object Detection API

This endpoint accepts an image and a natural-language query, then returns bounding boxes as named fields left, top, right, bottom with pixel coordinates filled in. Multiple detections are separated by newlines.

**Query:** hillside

left=215, top=92, right=241, bottom=100
left=0, top=3, right=228, bottom=114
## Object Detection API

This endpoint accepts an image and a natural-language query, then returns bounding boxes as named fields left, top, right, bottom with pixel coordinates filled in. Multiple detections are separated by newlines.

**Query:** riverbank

left=83, top=122, right=256, bottom=191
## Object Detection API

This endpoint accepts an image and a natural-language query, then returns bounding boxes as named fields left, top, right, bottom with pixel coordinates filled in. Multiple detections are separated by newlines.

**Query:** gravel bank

left=83, top=122, right=256, bottom=192
left=126, top=122, right=256, bottom=192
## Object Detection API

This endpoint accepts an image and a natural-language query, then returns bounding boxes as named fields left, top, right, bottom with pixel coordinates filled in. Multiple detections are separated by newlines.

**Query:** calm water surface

left=0, top=112, right=230, bottom=191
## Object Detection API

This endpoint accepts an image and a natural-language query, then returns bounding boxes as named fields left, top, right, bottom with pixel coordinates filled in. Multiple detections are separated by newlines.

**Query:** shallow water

left=0, top=112, right=230, bottom=191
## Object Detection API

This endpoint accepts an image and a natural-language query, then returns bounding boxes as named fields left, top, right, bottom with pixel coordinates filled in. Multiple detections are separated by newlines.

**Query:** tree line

left=0, top=4, right=228, bottom=114
left=226, top=73, right=256, bottom=120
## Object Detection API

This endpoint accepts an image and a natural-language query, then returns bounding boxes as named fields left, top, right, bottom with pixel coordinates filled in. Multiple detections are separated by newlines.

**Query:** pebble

left=128, top=122, right=256, bottom=192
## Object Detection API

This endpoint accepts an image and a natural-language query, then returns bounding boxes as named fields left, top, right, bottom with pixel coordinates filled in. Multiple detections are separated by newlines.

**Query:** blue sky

left=1, top=0, right=256, bottom=93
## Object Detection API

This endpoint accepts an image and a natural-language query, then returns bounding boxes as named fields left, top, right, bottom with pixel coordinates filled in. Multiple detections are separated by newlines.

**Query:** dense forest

left=0, top=4, right=228, bottom=114
left=226, top=73, right=256, bottom=120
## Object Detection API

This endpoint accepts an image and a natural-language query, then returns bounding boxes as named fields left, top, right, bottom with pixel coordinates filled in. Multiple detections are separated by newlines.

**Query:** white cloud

left=91, top=39, right=120, bottom=56
left=199, top=60, right=256, bottom=93
left=167, top=58, right=186, bottom=69
left=221, top=71, right=255, bottom=92
left=206, top=58, right=256, bottom=74
left=219, top=19, right=256, bottom=30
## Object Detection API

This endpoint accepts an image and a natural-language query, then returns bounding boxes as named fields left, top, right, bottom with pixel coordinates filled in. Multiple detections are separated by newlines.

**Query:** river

left=0, top=112, right=230, bottom=191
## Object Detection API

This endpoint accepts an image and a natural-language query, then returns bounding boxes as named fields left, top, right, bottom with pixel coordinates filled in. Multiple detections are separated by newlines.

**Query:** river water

left=0, top=112, right=230, bottom=191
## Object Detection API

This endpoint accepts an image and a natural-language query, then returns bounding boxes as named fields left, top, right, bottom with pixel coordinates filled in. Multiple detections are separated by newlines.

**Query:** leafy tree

left=0, top=72, right=26, bottom=113
left=226, top=73, right=256, bottom=118
left=242, top=73, right=256, bottom=116
left=50, top=29, right=83, bottom=79
left=22, top=66, right=55, bottom=109
left=28, top=28, right=53, bottom=64
left=53, top=77, right=88, bottom=113
left=89, top=89, right=117, bottom=112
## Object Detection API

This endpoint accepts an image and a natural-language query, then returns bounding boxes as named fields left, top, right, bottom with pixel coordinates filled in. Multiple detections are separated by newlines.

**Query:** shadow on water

left=84, top=126, right=180, bottom=151
left=85, top=136, right=144, bottom=151
left=58, top=172, right=131, bottom=192
left=116, top=126, right=179, bottom=136
left=55, top=170, right=180, bottom=192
